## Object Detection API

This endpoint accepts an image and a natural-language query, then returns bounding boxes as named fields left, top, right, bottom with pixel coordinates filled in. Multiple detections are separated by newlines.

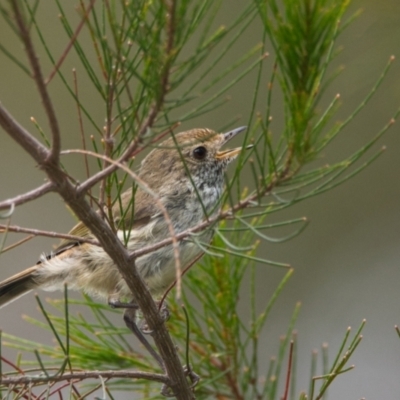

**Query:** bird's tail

left=0, top=266, right=39, bottom=308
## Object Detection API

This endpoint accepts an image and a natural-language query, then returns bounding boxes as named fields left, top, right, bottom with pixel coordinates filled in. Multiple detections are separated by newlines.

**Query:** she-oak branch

left=0, top=0, right=196, bottom=398
left=0, top=1, right=294, bottom=398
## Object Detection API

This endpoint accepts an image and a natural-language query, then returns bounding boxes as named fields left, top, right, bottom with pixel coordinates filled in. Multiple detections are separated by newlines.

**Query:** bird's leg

left=108, top=295, right=139, bottom=309
left=123, top=307, right=165, bottom=371
left=108, top=296, right=169, bottom=333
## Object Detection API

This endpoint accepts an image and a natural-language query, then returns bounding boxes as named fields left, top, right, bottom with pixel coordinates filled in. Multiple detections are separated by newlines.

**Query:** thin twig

left=0, top=224, right=99, bottom=246
left=0, top=99, right=194, bottom=400
left=0, top=182, right=54, bottom=210
left=159, top=252, right=204, bottom=308
left=72, top=68, right=91, bottom=205
left=11, top=1, right=61, bottom=164
left=282, top=340, right=294, bottom=400
left=0, top=104, right=49, bottom=163
left=0, top=235, right=35, bottom=253
left=45, top=0, right=97, bottom=84
left=0, top=369, right=169, bottom=386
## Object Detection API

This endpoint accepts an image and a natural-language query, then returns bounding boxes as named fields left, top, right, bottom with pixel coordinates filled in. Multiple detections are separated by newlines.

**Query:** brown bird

left=0, top=127, right=247, bottom=308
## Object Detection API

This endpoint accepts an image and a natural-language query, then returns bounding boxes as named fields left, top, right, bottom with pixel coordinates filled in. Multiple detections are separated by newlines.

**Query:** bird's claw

left=160, top=365, right=199, bottom=397
left=140, top=302, right=170, bottom=335
left=184, top=364, right=200, bottom=388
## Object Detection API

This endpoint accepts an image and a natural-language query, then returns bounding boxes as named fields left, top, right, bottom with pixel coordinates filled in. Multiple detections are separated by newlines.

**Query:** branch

left=1, top=2, right=195, bottom=397
left=0, top=369, right=169, bottom=386
left=45, top=0, right=97, bottom=84
left=0, top=224, right=99, bottom=246
left=0, top=103, right=49, bottom=163
left=11, top=1, right=61, bottom=164
left=1, top=235, right=35, bottom=253
left=0, top=182, right=54, bottom=210
left=0, top=101, right=194, bottom=399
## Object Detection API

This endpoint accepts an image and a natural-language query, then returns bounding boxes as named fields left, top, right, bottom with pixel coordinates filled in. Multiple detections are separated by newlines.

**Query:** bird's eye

left=193, top=146, right=207, bottom=160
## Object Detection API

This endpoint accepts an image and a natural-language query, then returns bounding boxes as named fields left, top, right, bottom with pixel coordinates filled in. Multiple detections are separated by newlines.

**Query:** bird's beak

left=216, top=126, right=251, bottom=160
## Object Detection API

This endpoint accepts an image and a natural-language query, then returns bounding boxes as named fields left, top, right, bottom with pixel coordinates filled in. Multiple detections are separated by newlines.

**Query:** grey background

left=1, top=1, right=400, bottom=398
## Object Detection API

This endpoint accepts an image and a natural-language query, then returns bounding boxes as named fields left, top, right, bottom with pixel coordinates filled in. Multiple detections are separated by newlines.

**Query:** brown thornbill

left=0, top=127, right=248, bottom=308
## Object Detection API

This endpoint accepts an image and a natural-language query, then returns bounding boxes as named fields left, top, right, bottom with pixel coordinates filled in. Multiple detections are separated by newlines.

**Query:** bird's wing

left=52, top=187, right=158, bottom=256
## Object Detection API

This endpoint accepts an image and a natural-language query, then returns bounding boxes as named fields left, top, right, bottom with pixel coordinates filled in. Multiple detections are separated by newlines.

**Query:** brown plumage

left=0, top=127, right=247, bottom=308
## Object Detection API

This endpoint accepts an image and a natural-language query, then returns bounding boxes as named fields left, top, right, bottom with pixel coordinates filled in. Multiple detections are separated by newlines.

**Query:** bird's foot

left=140, top=301, right=170, bottom=335
left=160, top=365, right=200, bottom=397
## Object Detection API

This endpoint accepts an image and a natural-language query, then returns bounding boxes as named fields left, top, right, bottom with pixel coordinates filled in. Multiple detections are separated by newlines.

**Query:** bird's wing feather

left=53, top=187, right=159, bottom=255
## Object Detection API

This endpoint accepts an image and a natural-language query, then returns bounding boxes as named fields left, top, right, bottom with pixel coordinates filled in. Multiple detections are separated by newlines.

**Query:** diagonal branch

left=0, top=100, right=194, bottom=400
left=11, top=1, right=61, bottom=165
left=45, top=0, right=97, bottom=84
left=0, top=369, right=169, bottom=386
left=0, top=224, right=99, bottom=246
left=0, top=103, right=49, bottom=163
left=76, top=0, right=179, bottom=197
left=0, top=182, right=54, bottom=210
left=0, top=2, right=192, bottom=398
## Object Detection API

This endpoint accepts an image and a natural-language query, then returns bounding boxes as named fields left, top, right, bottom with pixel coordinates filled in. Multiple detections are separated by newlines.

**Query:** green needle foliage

left=0, top=0, right=397, bottom=399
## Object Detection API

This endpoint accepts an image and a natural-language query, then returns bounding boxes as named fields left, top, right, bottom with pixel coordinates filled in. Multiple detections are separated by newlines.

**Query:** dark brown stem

left=72, top=68, right=92, bottom=205
left=0, top=182, right=54, bottom=210
left=282, top=340, right=294, bottom=400
left=99, top=60, right=117, bottom=223
left=45, top=0, right=97, bottom=84
left=0, top=101, right=194, bottom=399
left=11, top=1, right=61, bottom=165
left=75, top=0, right=179, bottom=196
left=0, top=224, right=99, bottom=246
left=159, top=252, right=204, bottom=309
left=1, top=234, right=34, bottom=253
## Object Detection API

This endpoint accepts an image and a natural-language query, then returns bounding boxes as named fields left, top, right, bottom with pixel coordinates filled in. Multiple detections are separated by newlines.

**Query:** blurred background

left=1, top=0, right=400, bottom=398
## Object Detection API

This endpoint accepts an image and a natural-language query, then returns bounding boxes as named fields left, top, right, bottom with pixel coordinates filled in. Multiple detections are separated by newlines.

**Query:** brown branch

left=0, top=101, right=194, bottom=399
left=0, top=182, right=54, bottom=210
left=282, top=340, right=294, bottom=400
left=73, top=0, right=180, bottom=196
left=2, top=2, right=203, bottom=397
left=0, top=369, right=169, bottom=386
left=72, top=68, right=92, bottom=205
left=121, top=0, right=177, bottom=144
left=0, top=103, right=50, bottom=163
left=1, top=356, right=25, bottom=375
left=99, top=61, right=117, bottom=218
left=45, top=0, right=97, bottom=84
left=0, top=224, right=99, bottom=246
left=159, top=252, right=204, bottom=310
left=11, top=1, right=61, bottom=164
left=1, top=235, right=35, bottom=253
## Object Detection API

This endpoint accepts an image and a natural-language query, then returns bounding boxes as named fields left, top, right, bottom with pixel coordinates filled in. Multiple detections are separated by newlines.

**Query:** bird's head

left=140, top=127, right=248, bottom=186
